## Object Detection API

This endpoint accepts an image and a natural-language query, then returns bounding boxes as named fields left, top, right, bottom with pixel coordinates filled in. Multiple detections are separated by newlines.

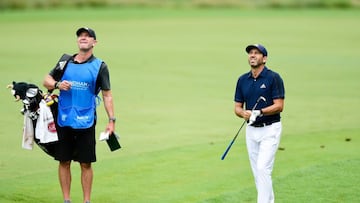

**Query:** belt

left=250, top=120, right=280, bottom=128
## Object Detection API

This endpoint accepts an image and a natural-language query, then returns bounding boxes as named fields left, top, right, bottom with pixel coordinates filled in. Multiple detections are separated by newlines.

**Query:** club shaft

left=221, top=120, right=246, bottom=160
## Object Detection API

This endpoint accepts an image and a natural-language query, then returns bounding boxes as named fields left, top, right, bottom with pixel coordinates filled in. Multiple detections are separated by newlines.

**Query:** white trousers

left=246, top=122, right=282, bottom=203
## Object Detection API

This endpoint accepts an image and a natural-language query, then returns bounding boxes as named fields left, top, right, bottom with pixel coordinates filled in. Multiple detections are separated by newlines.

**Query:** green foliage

left=0, top=8, right=359, bottom=202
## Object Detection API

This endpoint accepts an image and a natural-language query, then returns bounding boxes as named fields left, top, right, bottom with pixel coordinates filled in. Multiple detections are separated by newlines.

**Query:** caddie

left=43, top=27, right=117, bottom=203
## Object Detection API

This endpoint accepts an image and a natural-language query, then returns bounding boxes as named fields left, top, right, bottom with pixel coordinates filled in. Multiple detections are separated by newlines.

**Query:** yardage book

left=100, top=131, right=121, bottom=151
left=107, top=132, right=121, bottom=151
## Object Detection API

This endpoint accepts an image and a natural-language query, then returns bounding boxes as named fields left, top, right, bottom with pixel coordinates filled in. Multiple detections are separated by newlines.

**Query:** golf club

left=221, top=96, right=266, bottom=160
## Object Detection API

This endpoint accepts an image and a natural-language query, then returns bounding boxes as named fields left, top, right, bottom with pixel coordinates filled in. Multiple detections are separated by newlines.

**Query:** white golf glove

left=248, top=110, right=262, bottom=125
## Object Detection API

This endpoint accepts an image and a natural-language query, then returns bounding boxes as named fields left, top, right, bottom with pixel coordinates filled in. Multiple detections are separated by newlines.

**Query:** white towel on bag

left=22, top=111, right=34, bottom=150
left=35, top=100, right=58, bottom=144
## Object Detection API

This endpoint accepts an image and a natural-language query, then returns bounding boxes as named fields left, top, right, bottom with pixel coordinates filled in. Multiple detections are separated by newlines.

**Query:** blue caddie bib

left=57, top=58, right=102, bottom=129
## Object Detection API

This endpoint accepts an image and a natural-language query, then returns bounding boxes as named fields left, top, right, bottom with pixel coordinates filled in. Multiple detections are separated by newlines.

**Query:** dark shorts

left=54, top=124, right=96, bottom=163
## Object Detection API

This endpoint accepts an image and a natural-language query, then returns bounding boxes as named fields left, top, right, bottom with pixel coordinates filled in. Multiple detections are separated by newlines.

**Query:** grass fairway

left=0, top=7, right=359, bottom=203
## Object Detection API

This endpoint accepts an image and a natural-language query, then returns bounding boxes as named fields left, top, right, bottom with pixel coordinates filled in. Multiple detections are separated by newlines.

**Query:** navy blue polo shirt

left=234, top=67, right=285, bottom=124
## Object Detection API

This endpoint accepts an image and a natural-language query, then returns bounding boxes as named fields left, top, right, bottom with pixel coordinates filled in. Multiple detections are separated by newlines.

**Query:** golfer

left=43, top=27, right=116, bottom=203
left=234, top=44, right=285, bottom=203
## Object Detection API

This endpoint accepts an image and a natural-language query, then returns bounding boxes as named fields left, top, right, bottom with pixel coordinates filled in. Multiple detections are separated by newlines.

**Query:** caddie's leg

left=80, top=162, right=93, bottom=203
left=59, top=161, right=72, bottom=201
left=256, top=122, right=282, bottom=203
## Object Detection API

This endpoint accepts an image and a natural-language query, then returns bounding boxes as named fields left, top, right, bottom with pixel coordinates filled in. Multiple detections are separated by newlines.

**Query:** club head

left=257, top=96, right=266, bottom=103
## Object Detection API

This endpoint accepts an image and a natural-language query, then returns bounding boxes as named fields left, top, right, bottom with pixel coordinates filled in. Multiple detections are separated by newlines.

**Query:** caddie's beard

left=79, top=46, right=93, bottom=52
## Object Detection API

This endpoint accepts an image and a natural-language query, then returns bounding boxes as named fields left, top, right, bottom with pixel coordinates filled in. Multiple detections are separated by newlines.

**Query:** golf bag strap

left=48, top=53, right=72, bottom=93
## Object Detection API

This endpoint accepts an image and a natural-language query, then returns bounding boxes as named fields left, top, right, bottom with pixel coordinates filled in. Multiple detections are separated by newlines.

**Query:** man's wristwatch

left=109, top=117, right=116, bottom=123
left=54, top=81, right=60, bottom=89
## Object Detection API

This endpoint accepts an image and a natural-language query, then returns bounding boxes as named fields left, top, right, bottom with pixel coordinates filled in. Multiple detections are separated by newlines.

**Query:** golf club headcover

left=7, top=81, right=43, bottom=117
left=8, top=81, right=32, bottom=100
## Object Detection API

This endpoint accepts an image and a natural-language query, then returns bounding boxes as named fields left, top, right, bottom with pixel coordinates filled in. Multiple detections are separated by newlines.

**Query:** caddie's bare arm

left=102, top=89, right=115, bottom=134
left=261, top=98, right=284, bottom=116
left=235, top=102, right=251, bottom=121
left=43, top=75, right=57, bottom=90
left=43, top=75, right=71, bottom=91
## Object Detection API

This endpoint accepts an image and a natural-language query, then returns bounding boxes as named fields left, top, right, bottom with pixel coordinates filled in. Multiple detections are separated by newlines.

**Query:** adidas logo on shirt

left=260, top=84, right=266, bottom=89
left=59, top=61, right=67, bottom=70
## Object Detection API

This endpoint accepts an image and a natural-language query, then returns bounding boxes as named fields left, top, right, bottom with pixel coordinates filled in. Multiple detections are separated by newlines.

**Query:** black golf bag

left=9, top=81, right=58, bottom=158
left=9, top=54, right=72, bottom=158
